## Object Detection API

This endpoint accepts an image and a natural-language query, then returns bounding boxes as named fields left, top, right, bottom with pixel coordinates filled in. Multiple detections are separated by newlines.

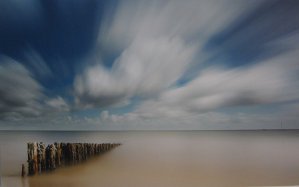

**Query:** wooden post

left=26, top=142, right=121, bottom=175
left=21, top=164, right=25, bottom=177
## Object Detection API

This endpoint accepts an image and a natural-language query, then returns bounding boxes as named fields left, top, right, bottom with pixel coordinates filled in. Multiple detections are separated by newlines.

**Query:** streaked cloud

left=23, top=47, right=53, bottom=79
left=75, top=0, right=299, bottom=111
left=0, top=55, right=69, bottom=120
left=98, top=0, right=262, bottom=53
left=75, top=0, right=263, bottom=108
left=129, top=49, right=299, bottom=119
left=46, top=96, right=69, bottom=112
left=75, top=37, right=196, bottom=107
left=1, top=0, right=299, bottom=130
left=0, top=56, right=43, bottom=120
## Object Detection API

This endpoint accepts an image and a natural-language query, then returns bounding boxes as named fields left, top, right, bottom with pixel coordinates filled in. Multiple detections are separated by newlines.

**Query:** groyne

left=27, top=142, right=121, bottom=175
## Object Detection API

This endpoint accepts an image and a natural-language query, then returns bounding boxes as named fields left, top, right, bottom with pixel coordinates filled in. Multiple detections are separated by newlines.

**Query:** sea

left=1, top=130, right=299, bottom=187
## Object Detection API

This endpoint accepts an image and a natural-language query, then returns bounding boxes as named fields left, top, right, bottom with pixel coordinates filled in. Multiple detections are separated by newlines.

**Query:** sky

left=0, top=0, right=299, bottom=130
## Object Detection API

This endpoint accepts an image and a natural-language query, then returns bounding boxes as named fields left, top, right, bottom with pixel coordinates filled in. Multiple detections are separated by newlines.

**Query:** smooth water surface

left=1, top=131, right=299, bottom=187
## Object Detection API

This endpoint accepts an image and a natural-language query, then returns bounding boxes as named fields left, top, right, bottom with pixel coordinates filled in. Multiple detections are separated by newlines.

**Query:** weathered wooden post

left=26, top=142, right=38, bottom=175
left=26, top=141, right=121, bottom=175
left=50, top=144, right=56, bottom=170
left=40, top=143, right=46, bottom=172
left=21, top=164, right=25, bottom=177
left=33, top=142, right=38, bottom=174
left=37, top=142, right=43, bottom=173
left=55, top=142, right=62, bottom=167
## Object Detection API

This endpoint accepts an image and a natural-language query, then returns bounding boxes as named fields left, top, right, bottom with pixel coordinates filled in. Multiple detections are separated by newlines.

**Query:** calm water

left=1, top=130, right=299, bottom=187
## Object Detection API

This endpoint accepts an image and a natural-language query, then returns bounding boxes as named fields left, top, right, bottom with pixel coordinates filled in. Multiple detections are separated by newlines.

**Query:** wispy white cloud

left=46, top=96, right=69, bottom=112
left=75, top=0, right=262, bottom=108
left=70, top=0, right=299, bottom=130
left=75, top=37, right=196, bottom=107
left=98, top=0, right=262, bottom=53
left=126, top=48, right=299, bottom=118
left=23, top=47, right=53, bottom=79
left=0, top=56, right=43, bottom=120
left=0, top=55, right=70, bottom=121
left=2, top=0, right=299, bottom=130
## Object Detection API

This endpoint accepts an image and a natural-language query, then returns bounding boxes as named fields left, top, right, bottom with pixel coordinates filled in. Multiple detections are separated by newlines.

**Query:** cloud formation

left=1, top=0, right=299, bottom=130
left=0, top=55, right=69, bottom=120
left=131, top=50, right=299, bottom=119
left=75, top=0, right=262, bottom=108
left=98, top=0, right=261, bottom=53
left=70, top=0, right=299, bottom=131
left=75, top=0, right=299, bottom=113
left=46, top=96, right=70, bottom=112
left=0, top=56, right=43, bottom=120
left=75, top=37, right=195, bottom=107
left=23, top=48, right=53, bottom=79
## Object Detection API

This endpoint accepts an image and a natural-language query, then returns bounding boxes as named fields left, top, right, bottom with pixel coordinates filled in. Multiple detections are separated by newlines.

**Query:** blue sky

left=0, top=0, right=299, bottom=130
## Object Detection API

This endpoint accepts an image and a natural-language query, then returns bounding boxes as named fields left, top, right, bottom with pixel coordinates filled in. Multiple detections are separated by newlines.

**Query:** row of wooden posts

left=25, top=142, right=121, bottom=176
